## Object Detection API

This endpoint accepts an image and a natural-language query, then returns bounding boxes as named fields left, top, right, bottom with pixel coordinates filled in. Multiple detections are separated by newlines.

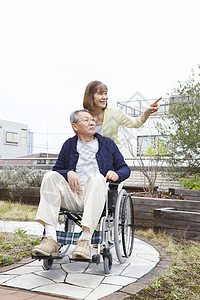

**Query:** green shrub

left=0, top=165, right=47, bottom=201
left=179, top=175, right=200, bottom=190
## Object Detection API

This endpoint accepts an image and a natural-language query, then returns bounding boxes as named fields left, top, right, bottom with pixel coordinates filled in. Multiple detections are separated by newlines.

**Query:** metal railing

left=117, top=98, right=169, bottom=116
left=0, top=157, right=58, bottom=169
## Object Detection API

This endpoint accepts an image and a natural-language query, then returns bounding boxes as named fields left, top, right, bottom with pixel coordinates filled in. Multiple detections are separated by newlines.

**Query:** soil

left=131, top=191, right=186, bottom=200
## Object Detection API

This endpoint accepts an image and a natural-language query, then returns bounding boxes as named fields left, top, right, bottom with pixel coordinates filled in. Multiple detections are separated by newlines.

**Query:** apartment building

left=0, top=119, right=33, bottom=158
left=117, top=92, right=170, bottom=163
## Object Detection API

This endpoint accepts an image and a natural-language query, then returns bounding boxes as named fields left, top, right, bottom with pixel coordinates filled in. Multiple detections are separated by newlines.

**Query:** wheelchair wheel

left=121, top=194, right=134, bottom=258
left=43, top=257, right=54, bottom=270
left=103, top=252, right=112, bottom=274
left=114, top=190, right=134, bottom=263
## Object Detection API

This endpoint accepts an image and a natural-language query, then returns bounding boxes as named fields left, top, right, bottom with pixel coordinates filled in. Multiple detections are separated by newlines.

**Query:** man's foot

left=72, top=239, right=91, bottom=259
left=32, top=236, right=58, bottom=256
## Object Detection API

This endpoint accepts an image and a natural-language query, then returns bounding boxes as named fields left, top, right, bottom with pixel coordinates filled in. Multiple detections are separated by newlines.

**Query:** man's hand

left=105, top=170, right=119, bottom=182
left=67, top=171, right=81, bottom=192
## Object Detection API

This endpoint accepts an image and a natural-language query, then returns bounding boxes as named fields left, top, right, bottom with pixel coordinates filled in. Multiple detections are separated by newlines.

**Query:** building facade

left=117, top=93, right=170, bottom=164
left=0, top=119, right=33, bottom=158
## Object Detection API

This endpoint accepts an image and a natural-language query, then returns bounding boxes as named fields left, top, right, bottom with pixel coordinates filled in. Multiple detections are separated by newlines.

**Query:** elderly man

left=32, top=109, right=130, bottom=259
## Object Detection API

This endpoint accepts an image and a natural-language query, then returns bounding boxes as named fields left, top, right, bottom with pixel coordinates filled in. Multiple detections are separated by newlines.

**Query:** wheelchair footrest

left=69, top=253, right=101, bottom=264
left=32, top=246, right=68, bottom=260
left=69, top=257, right=92, bottom=263
left=32, top=254, right=60, bottom=260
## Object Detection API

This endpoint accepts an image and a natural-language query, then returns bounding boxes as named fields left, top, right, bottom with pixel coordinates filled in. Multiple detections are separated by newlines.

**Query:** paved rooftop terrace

left=0, top=220, right=171, bottom=299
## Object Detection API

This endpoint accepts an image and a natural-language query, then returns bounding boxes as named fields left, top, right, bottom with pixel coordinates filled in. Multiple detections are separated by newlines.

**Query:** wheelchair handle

left=107, top=180, right=119, bottom=186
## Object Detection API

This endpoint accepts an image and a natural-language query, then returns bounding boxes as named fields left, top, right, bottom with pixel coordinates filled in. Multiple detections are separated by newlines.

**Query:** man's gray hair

left=70, top=109, right=89, bottom=125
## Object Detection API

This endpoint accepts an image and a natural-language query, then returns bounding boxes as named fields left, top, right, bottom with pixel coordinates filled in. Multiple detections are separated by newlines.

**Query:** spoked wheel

left=114, top=190, right=134, bottom=263
left=43, top=257, right=54, bottom=270
left=121, top=194, right=134, bottom=258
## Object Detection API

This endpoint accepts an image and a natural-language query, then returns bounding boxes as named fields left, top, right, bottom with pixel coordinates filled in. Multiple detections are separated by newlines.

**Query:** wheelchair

left=32, top=182, right=134, bottom=274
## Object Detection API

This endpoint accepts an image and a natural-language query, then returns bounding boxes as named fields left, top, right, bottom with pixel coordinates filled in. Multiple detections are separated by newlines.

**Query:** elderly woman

left=83, top=80, right=162, bottom=152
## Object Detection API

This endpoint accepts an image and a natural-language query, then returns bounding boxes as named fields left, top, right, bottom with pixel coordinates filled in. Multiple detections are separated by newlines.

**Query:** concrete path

left=0, top=220, right=161, bottom=299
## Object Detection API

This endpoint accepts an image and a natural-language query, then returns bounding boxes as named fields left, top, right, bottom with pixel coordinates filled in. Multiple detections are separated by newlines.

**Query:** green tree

left=158, top=66, right=200, bottom=177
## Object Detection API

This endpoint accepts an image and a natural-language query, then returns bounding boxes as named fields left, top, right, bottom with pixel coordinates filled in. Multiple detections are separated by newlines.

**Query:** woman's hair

left=83, top=80, right=108, bottom=111
left=70, top=109, right=89, bottom=125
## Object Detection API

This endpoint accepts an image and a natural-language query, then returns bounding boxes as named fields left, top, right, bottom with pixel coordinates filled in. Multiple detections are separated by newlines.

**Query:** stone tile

left=85, top=261, right=129, bottom=276
left=65, top=273, right=104, bottom=288
left=2, top=265, right=43, bottom=275
left=112, top=259, right=129, bottom=266
left=34, top=268, right=66, bottom=283
left=53, top=255, right=70, bottom=264
left=62, top=261, right=89, bottom=273
left=112, top=256, right=130, bottom=266
left=127, top=255, right=159, bottom=265
left=33, top=283, right=92, bottom=299
left=132, top=238, right=146, bottom=247
left=26, top=260, right=43, bottom=267
left=110, top=263, right=130, bottom=276
left=133, top=243, right=158, bottom=255
left=30, top=256, right=69, bottom=268
left=85, top=283, right=122, bottom=300
left=102, top=275, right=137, bottom=286
left=0, top=274, right=17, bottom=284
left=121, top=262, right=169, bottom=296
left=136, top=252, right=160, bottom=262
left=121, top=261, right=158, bottom=278
left=2, top=274, right=53, bottom=289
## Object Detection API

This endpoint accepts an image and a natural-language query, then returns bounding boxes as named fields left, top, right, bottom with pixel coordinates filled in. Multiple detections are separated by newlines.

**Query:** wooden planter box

left=169, top=188, right=200, bottom=201
left=0, top=187, right=40, bottom=205
left=132, top=196, right=200, bottom=229
left=154, top=207, right=200, bottom=241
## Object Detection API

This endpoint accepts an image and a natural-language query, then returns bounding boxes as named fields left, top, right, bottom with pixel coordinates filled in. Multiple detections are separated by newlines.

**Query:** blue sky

left=0, top=0, right=200, bottom=153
